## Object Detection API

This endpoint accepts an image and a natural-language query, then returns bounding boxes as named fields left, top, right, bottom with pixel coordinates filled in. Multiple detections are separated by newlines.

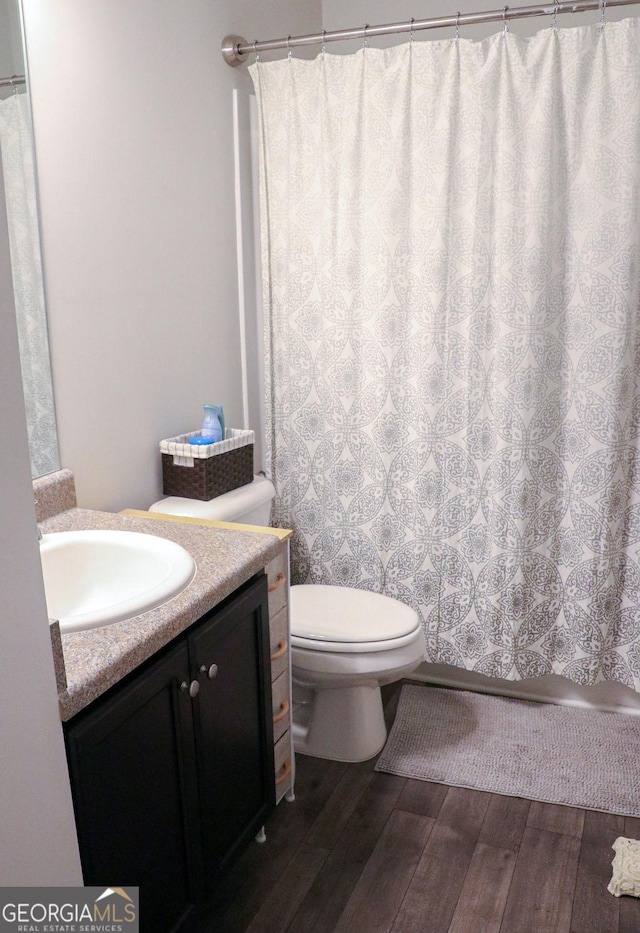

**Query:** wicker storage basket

left=160, top=428, right=254, bottom=501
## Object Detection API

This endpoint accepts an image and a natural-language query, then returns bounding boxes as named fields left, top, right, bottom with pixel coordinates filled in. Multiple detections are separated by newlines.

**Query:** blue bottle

left=200, top=404, right=222, bottom=443
left=209, top=404, right=225, bottom=440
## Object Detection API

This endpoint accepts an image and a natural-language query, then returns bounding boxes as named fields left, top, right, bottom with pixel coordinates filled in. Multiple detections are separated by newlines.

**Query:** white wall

left=21, top=0, right=321, bottom=513
left=0, top=143, right=82, bottom=884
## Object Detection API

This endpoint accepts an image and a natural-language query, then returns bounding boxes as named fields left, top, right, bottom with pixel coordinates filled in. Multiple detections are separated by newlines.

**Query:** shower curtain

left=250, top=18, right=640, bottom=690
left=0, top=92, right=58, bottom=478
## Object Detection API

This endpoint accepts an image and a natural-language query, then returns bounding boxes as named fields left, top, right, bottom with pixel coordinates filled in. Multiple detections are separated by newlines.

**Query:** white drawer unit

left=271, top=669, right=290, bottom=744
left=266, top=541, right=294, bottom=804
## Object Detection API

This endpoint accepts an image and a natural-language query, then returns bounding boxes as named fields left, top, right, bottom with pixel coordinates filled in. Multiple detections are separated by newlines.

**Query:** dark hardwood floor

left=204, top=683, right=640, bottom=933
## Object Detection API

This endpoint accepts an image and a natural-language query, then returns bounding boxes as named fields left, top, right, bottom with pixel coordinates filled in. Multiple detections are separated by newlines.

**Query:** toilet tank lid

left=149, top=475, right=275, bottom=522
left=290, top=585, right=420, bottom=644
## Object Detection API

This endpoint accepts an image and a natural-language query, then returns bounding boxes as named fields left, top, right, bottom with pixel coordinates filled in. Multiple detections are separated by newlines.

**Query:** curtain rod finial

left=222, top=34, right=249, bottom=66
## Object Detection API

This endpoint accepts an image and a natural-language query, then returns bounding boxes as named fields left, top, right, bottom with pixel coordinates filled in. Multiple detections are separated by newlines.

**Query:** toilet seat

left=290, top=584, right=421, bottom=654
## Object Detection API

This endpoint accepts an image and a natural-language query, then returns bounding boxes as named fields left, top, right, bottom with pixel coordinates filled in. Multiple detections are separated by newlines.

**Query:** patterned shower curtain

left=250, top=18, right=640, bottom=690
left=0, top=92, right=58, bottom=478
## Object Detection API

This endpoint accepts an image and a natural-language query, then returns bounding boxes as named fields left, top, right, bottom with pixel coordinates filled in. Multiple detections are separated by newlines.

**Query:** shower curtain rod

left=0, top=74, right=25, bottom=88
left=222, top=0, right=639, bottom=65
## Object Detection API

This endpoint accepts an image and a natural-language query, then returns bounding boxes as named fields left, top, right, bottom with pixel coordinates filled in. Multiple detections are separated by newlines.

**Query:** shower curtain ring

left=503, top=5, right=509, bottom=33
left=551, top=0, right=559, bottom=30
left=600, top=0, right=607, bottom=28
left=253, top=39, right=259, bottom=61
left=286, top=35, right=292, bottom=61
left=409, top=17, right=415, bottom=43
left=322, top=29, right=327, bottom=54
left=455, top=11, right=461, bottom=40
left=363, top=24, right=369, bottom=48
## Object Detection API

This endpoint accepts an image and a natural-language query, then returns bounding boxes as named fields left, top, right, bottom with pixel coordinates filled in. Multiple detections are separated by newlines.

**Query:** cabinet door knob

left=180, top=679, right=200, bottom=698
left=200, top=663, right=218, bottom=680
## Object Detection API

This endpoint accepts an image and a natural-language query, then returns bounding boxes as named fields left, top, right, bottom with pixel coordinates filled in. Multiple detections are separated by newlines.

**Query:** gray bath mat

left=375, top=684, right=640, bottom=817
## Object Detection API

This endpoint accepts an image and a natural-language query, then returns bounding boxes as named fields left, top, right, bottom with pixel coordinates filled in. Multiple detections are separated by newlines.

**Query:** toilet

left=149, top=477, right=425, bottom=762
left=290, top=584, right=424, bottom=761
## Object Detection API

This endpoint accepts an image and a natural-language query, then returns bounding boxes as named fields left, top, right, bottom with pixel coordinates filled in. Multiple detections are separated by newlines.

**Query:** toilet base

left=292, top=683, right=388, bottom=762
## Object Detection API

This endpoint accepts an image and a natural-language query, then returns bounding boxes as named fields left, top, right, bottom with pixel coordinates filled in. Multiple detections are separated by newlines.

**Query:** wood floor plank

left=333, top=810, right=434, bottom=933
left=287, top=772, right=407, bottom=933
left=570, top=809, right=623, bottom=933
left=479, top=794, right=531, bottom=852
left=288, top=753, right=350, bottom=829
left=623, top=816, right=640, bottom=839
left=305, top=759, right=375, bottom=850
left=245, top=843, right=329, bottom=933
left=499, top=826, right=581, bottom=933
left=619, top=896, right=640, bottom=933
left=527, top=801, right=585, bottom=838
left=204, top=754, right=347, bottom=933
left=391, top=786, right=492, bottom=933
left=396, top=778, right=448, bottom=819
left=259, top=754, right=348, bottom=870
left=447, top=842, right=517, bottom=933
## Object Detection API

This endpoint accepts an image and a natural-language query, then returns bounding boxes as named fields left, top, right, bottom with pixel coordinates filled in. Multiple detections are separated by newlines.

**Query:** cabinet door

left=189, top=574, right=275, bottom=879
left=65, top=641, right=203, bottom=933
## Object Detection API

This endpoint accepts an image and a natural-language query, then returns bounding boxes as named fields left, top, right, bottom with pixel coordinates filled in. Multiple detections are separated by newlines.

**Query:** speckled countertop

left=44, top=506, right=284, bottom=721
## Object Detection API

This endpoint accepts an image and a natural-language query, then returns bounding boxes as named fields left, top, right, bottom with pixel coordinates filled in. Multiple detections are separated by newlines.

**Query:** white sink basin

left=40, top=530, right=196, bottom=634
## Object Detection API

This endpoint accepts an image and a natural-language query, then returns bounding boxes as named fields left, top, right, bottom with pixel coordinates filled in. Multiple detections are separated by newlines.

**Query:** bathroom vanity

left=34, top=470, right=294, bottom=933
left=126, top=506, right=296, bottom=809
left=65, top=573, right=273, bottom=933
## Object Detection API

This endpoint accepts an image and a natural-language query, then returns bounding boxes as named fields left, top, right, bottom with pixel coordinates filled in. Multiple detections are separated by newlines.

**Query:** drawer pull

left=200, top=663, right=218, bottom=680
left=270, top=639, right=287, bottom=661
left=273, top=699, right=290, bottom=724
left=268, top=573, right=285, bottom=593
left=275, top=758, right=292, bottom=785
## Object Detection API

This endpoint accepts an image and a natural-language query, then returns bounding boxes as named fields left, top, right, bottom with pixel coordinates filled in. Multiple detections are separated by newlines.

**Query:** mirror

left=0, top=0, right=59, bottom=477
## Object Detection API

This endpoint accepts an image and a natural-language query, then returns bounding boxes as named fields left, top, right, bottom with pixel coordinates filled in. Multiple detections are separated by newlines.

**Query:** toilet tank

left=149, top=475, right=275, bottom=527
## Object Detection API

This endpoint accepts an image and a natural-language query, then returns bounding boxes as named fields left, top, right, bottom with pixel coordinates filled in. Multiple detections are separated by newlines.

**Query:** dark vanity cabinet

left=65, top=574, right=274, bottom=933
left=66, top=639, right=202, bottom=931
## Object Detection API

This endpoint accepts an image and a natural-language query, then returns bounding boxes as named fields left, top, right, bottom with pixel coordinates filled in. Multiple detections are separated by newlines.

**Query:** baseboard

left=411, top=662, right=640, bottom=717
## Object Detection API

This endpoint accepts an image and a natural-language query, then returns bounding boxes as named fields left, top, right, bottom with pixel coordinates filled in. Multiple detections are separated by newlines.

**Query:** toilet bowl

left=149, top=478, right=425, bottom=762
left=290, top=584, right=425, bottom=762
